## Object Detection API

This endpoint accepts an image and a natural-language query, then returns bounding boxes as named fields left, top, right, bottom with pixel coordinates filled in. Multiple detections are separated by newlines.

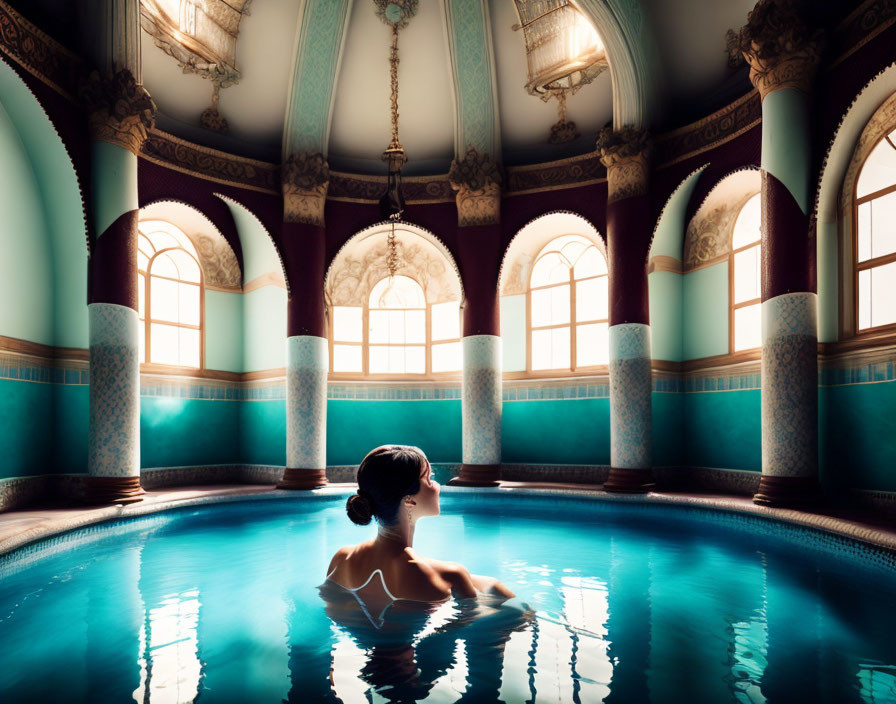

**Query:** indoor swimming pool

left=1, top=491, right=894, bottom=703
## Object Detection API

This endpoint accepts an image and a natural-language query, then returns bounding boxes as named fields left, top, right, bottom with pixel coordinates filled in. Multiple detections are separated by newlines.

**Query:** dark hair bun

left=346, top=492, right=373, bottom=525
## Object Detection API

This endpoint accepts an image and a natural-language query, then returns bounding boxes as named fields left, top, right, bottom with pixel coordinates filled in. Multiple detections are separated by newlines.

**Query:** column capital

left=80, top=69, right=155, bottom=154
left=597, top=126, right=651, bottom=203
left=449, top=148, right=503, bottom=227
left=282, top=152, right=330, bottom=226
left=739, top=0, right=824, bottom=101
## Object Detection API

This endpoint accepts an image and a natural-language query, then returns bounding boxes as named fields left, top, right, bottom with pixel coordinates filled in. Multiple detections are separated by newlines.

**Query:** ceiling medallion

left=374, top=0, right=418, bottom=219
left=512, top=0, right=608, bottom=144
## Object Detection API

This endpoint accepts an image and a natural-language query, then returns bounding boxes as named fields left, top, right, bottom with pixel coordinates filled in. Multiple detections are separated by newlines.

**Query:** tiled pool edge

left=1, top=484, right=895, bottom=564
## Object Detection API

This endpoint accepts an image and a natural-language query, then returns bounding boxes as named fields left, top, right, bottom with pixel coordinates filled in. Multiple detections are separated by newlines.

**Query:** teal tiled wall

left=502, top=398, right=611, bottom=465
left=684, top=389, right=762, bottom=471
left=0, top=378, right=52, bottom=479
left=141, top=397, right=241, bottom=469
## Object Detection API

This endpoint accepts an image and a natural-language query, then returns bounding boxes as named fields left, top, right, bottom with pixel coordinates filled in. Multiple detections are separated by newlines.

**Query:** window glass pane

left=432, top=301, right=460, bottom=340
left=734, top=304, right=762, bottom=351
left=577, top=322, right=609, bottom=366
left=576, top=276, right=608, bottom=322
left=550, top=284, right=570, bottom=324
left=857, top=138, right=896, bottom=198
left=179, top=283, right=200, bottom=326
left=138, top=273, right=145, bottom=319
left=432, top=341, right=461, bottom=372
left=532, top=285, right=570, bottom=327
left=140, top=225, right=179, bottom=252
left=389, top=346, right=404, bottom=373
left=167, top=249, right=201, bottom=283
left=733, top=245, right=761, bottom=304
left=333, top=344, right=362, bottom=372
left=531, top=252, right=570, bottom=287
left=559, top=239, right=587, bottom=268
left=732, top=194, right=761, bottom=249
left=532, top=327, right=570, bottom=370
left=858, top=202, right=872, bottom=262
left=138, top=250, right=149, bottom=272
left=369, top=275, right=425, bottom=308
left=151, top=276, right=179, bottom=322
left=333, top=306, right=362, bottom=342
left=138, top=234, right=155, bottom=255
left=405, top=310, right=426, bottom=343
left=388, top=309, right=405, bottom=343
left=552, top=327, right=570, bottom=369
left=573, top=246, right=606, bottom=279
left=151, top=252, right=179, bottom=279
left=406, top=346, right=425, bottom=374
left=179, top=327, right=200, bottom=368
left=869, top=191, right=896, bottom=260
left=150, top=323, right=179, bottom=365
left=369, top=345, right=388, bottom=373
left=369, top=310, right=388, bottom=343
left=859, top=261, right=896, bottom=329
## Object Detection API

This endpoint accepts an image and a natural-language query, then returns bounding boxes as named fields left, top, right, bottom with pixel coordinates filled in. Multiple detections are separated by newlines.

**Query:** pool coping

left=0, top=483, right=895, bottom=560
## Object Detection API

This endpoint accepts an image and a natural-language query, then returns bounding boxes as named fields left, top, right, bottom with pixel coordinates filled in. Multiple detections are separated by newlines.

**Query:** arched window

left=855, top=129, right=896, bottom=332
left=137, top=220, right=203, bottom=368
left=528, top=235, right=608, bottom=371
left=730, top=194, right=762, bottom=352
left=330, top=276, right=461, bottom=376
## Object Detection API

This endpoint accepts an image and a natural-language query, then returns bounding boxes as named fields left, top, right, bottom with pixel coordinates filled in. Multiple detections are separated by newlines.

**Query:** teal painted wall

left=500, top=294, right=526, bottom=372
left=328, top=400, right=462, bottom=465
left=240, top=400, right=286, bottom=466
left=53, top=383, right=88, bottom=474
left=682, top=263, right=728, bottom=360
left=502, top=399, right=611, bottom=464
left=820, top=381, right=896, bottom=492
left=224, top=199, right=282, bottom=284
left=141, top=398, right=240, bottom=468
left=649, top=271, right=682, bottom=362
left=205, top=290, right=243, bottom=372
left=653, top=392, right=683, bottom=467
left=243, top=287, right=286, bottom=372
left=684, top=389, right=761, bottom=471
left=0, top=379, right=53, bottom=479
left=0, top=101, right=53, bottom=345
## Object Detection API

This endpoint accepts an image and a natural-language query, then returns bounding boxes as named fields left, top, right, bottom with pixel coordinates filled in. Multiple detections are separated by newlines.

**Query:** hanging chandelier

left=512, top=0, right=608, bottom=143
left=375, top=1, right=418, bottom=219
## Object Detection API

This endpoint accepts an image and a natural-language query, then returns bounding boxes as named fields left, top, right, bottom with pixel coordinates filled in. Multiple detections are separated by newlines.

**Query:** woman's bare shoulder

left=410, top=554, right=477, bottom=599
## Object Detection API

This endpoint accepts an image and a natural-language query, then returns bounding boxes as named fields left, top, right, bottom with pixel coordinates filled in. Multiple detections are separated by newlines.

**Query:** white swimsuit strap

left=325, top=567, right=399, bottom=602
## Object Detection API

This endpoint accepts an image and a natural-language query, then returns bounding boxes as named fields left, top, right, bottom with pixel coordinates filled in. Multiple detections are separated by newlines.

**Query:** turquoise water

left=1, top=493, right=895, bottom=703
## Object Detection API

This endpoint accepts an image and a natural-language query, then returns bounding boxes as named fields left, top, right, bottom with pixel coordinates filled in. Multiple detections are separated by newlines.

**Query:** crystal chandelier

left=512, top=0, right=608, bottom=143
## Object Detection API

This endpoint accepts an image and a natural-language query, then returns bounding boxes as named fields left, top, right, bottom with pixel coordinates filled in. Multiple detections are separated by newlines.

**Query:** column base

left=448, top=464, right=501, bottom=487
left=603, top=467, right=655, bottom=494
left=84, top=476, right=145, bottom=505
left=277, top=468, right=328, bottom=490
left=753, top=475, right=817, bottom=507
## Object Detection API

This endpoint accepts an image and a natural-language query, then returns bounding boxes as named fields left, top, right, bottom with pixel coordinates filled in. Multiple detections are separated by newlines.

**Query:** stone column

left=448, top=149, right=503, bottom=487
left=80, top=69, right=155, bottom=504
left=598, top=128, right=655, bottom=493
left=277, top=153, right=330, bottom=490
left=740, top=0, right=822, bottom=506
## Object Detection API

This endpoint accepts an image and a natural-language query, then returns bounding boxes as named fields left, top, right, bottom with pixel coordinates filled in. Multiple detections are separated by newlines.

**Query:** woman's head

left=346, top=445, right=440, bottom=526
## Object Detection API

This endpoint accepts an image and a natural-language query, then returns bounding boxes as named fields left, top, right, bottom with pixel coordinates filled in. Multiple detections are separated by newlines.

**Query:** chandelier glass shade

left=513, top=1, right=607, bottom=98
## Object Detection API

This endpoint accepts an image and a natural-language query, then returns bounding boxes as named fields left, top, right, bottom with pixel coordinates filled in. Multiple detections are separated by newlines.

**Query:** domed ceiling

left=12, top=0, right=759, bottom=173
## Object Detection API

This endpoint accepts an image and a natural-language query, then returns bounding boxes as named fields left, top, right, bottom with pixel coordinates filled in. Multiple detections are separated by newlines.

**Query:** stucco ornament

left=80, top=69, right=156, bottom=154
left=738, top=0, right=824, bottom=101
left=374, top=0, right=419, bottom=29
left=449, top=148, right=504, bottom=226
left=282, top=152, right=330, bottom=226
left=597, top=126, right=651, bottom=203
left=193, top=232, right=241, bottom=291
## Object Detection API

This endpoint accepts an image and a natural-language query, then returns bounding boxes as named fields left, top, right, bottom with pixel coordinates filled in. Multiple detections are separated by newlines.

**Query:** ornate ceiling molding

left=81, top=69, right=156, bottom=153
left=441, top=0, right=501, bottom=159
left=597, top=126, right=651, bottom=202
left=282, top=0, right=354, bottom=159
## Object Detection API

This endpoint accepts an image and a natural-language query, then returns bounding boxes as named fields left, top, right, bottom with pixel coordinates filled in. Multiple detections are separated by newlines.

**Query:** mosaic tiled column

left=740, top=6, right=822, bottom=506
left=449, top=149, right=503, bottom=486
left=80, top=69, right=155, bottom=504
left=598, top=128, right=655, bottom=493
left=277, top=153, right=330, bottom=489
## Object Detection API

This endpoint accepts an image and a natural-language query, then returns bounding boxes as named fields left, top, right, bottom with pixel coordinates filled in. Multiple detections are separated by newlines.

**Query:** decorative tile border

left=0, top=350, right=88, bottom=385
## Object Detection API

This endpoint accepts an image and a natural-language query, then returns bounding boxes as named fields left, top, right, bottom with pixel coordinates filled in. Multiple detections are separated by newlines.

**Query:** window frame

left=728, top=195, right=762, bottom=355
left=518, top=237, right=610, bottom=378
left=327, top=275, right=462, bottom=381
left=138, top=231, right=206, bottom=373
left=852, top=133, right=896, bottom=338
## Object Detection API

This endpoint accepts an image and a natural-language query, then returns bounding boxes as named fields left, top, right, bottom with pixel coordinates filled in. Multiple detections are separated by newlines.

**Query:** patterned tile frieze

left=462, top=335, right=502, bottom=466
left=88, top=303, right=140, bottom=478
left=609, top=324, right=652, bottom=468
left=286, top=336, right=328, bottom=470
left=762, top=292, right=817, bottom=340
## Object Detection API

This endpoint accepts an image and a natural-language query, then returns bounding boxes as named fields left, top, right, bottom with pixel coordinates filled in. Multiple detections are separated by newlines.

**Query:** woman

left=325, top=445, right=515, bottom=607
